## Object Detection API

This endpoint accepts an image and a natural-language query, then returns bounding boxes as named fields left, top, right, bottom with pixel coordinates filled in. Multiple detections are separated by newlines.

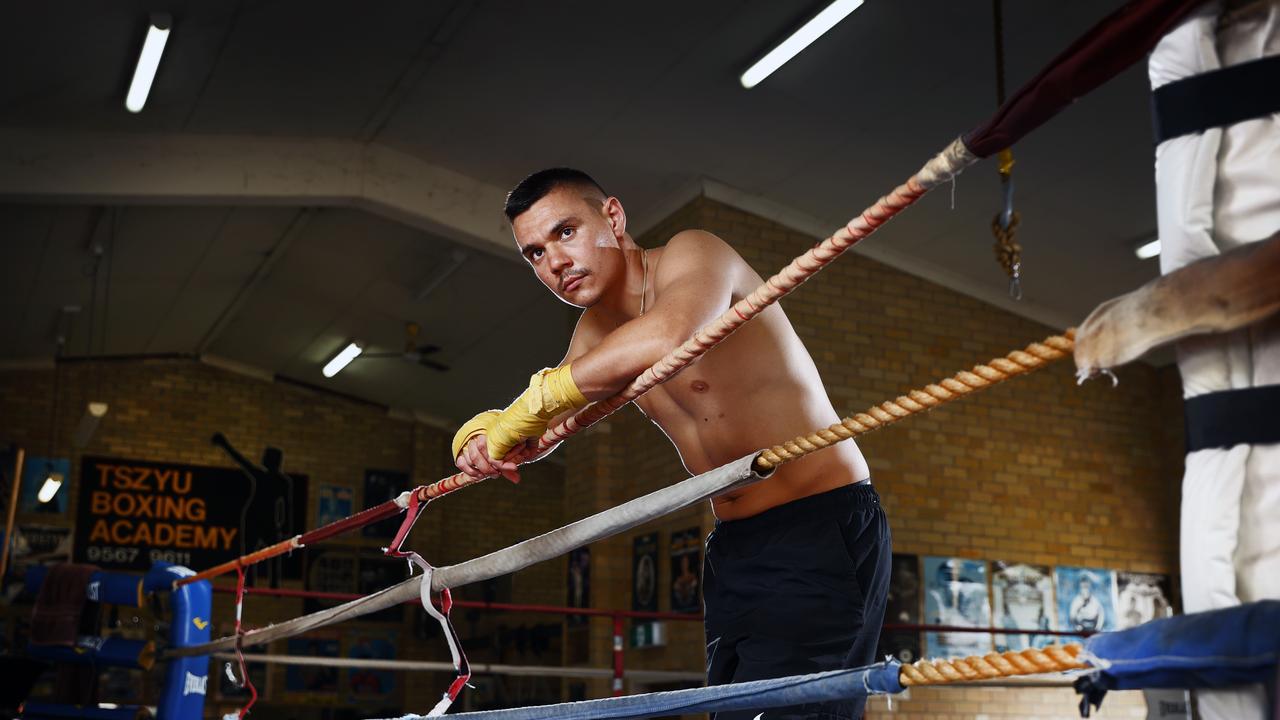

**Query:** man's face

left=1079, top=578, right=1093, bottom=599
left=511, top=185, right=625, bottom=308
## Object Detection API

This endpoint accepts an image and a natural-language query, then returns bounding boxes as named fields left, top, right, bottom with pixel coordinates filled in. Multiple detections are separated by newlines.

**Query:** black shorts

left=703, top=482, right=891, bottom=720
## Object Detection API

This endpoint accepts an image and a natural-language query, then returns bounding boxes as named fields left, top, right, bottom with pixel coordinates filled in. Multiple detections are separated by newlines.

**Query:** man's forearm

left=569, top=314, right=685, bottom=400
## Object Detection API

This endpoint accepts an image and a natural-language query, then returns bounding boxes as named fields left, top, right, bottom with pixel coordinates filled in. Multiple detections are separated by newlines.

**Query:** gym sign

left=74, top=455, right=306, bottom=572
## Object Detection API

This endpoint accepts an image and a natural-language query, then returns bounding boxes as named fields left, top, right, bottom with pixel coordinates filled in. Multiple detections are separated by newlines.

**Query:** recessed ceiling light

left=740, top=0, right=865, bottom=89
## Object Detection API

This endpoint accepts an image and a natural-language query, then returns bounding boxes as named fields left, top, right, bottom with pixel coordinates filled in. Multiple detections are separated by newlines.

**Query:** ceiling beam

left=0, top=128, right=517, bottom=262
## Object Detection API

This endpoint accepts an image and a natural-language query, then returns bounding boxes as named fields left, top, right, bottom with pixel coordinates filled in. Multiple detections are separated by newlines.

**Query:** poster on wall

left=346, top=632, right=397, bottom=701
left=1115, top=572, right=1173, bottom=629
left=632, top=532, right=658, bottom=612
left=285, top=632, right=340, bottom=696
left=669, top=527, right=702, bottom=614
left=357, top=557, right=407, bottom=623
left=567, top=546, right=590, bottom=625
left=2, top=525, right=71, bottom=585
left=316, top=484, right=354, bottom=527
left=302, top=548, right=358, bottom=615
left=991, top=561, right=1056, bottom=651
left=923, top=556, right=991, bottom=658
left=361, top=470, right=410, bottom=539
left=74, top=456, right=307, bottom=574
left=877, top=553, right=922, bottom=663
left=19, top=457, right=70, bottom=514
left=1055, top=566, right=1117, bottom=634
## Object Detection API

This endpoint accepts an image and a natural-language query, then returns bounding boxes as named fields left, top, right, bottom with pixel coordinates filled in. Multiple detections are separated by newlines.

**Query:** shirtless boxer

left=452, top=168, right=891, bottom=719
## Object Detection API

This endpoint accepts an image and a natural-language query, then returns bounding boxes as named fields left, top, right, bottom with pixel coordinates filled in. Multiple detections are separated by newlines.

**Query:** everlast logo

left=87, top=581, right=100, bottom=601
left=183, top=672, right=207, bottom=696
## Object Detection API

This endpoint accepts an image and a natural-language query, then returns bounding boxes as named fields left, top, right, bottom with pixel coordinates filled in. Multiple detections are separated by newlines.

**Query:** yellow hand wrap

left=451, top=410, right=500, bottom=460
left=487, top=365, right=588, bottom=460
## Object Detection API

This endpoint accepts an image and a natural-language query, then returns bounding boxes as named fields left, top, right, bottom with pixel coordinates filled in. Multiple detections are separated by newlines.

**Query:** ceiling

left=0, top=0, right=1167, bottom=422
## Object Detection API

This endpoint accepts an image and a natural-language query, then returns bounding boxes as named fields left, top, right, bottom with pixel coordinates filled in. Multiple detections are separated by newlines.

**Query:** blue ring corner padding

left=1084, top=600, right=1280, bottom=691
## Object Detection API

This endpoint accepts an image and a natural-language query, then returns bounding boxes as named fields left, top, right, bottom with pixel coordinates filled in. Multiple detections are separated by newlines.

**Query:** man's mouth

left=562, top=274, right=586, bottom=293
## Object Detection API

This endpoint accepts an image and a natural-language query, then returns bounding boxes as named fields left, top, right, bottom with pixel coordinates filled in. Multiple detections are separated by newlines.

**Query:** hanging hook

left=224, top=661, right=244, bottom=688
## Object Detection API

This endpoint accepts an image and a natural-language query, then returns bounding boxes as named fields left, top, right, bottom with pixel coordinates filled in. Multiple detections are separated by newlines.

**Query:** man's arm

left=455, top=230, right=742, bottom=476
left=455, top=312, right=603, bottom=481
left=570, top=230, right=741, bottom=399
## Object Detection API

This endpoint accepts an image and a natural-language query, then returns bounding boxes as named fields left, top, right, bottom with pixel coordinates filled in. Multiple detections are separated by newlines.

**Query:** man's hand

left=456, top=433, right=522, bottom=484
left=485, top=365, right=588, bottom=460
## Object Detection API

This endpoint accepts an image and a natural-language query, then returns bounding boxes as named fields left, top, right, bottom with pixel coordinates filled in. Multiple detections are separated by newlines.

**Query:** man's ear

left=602, top=196, right=627, bottom=240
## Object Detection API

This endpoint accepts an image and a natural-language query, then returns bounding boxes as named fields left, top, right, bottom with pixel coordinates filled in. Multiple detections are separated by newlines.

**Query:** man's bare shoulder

left=657, top=229, right=749, bottom=279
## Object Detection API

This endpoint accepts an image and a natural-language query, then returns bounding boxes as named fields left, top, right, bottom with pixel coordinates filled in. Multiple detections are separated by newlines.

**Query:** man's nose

left=546, top=245, right=572, bottom=272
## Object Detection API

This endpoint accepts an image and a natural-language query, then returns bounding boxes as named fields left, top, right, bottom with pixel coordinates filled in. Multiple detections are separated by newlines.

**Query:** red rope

left=230, top=564, right=258, bottom=718
left=382, top=492, right=473, bottom=713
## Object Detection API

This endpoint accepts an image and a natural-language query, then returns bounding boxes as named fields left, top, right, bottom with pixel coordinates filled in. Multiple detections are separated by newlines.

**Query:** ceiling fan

left=357, top=322, right=449, bottom=372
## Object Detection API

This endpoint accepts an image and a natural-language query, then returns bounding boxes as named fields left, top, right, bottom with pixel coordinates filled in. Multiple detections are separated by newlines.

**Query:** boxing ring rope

left=211, top=653, right=705, bottom=683
left=210, top=584, right=1094, bottom=638
left=756, top=331, right=1075, bottom=470
left=171, top=323, right=1085, bottom=661
left=166, top=453, right=767, bottom=658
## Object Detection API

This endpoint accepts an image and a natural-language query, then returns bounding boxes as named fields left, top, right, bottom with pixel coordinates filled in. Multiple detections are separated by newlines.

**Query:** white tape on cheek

left=594, top=228, right=620, bottom=248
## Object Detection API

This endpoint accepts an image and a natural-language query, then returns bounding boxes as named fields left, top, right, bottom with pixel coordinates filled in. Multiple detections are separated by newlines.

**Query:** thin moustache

left=561, top=271, right=588, bottom=291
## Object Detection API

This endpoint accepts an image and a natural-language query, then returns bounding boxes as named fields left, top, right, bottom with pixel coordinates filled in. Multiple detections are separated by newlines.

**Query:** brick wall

left=559, top=195, right=1184, bottom=717
left=0, top=358, right=567, bottom=716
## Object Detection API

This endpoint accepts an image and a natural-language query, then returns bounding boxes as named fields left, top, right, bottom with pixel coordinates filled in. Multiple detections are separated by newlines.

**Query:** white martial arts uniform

left=1149, top=3, right=1280, bottom=717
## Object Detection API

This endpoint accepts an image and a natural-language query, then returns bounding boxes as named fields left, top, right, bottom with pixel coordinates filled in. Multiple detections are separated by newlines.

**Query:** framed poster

left=1115, top=572, right=1172, bottom=629
left=356, top=556, right=407, bottom=623
left=361, top=470, right=410, bottom=539
left=1055, top=566, right=1117, bottom=633
left=316, top=484, right=354, bottom=528
left=877, top=553, right=921, bottom=663
left=923, top=556, right=991, bottom=658
left=285, top=632, right=340, bottom=697
left=669, top=527, right=702, bottom=614
left=632, top=532, right=658, bottom=612
left=992, top=561, right=1056, bottom=650
left=3, top=525, right=71, bottom=589
left=346, top=631, right=397, bottom=701
left=302, top=548, right=358, bottom=615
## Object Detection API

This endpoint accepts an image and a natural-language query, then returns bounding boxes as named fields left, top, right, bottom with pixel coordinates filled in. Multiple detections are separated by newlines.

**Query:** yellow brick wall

left=561, top=195, right=1184, bottom=717
left=0, top=358, right=567, bottom=716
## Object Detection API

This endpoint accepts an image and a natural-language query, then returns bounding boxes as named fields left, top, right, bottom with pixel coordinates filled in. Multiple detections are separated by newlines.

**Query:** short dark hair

left=504, top=168, right=607, bottom=221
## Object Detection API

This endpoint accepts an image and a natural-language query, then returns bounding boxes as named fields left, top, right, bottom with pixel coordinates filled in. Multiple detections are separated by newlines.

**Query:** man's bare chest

left=633, top=360, right=743, bottom=427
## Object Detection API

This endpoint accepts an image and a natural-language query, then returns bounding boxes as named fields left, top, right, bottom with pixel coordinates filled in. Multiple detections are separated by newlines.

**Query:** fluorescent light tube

left=37, top=472, right=64, bottom=504
left=72, top=401, right=109, bottom=450
left=1134, top=238, right=1161, bottom=260
left=125, top=13, right=172, bottom=113
left=323, top=342, right=363, bottom=378
left=740, top=0, right=864, bottom=89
